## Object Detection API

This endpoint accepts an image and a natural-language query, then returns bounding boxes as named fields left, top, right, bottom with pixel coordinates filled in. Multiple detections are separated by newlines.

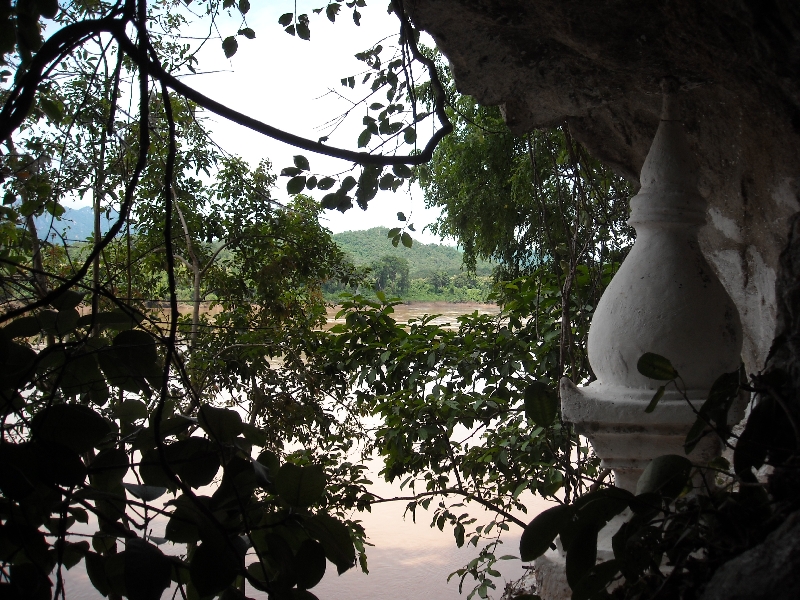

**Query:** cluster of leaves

left=518, top=354, right=800, bottom=600
left=318, top=265, right=624, bottom=598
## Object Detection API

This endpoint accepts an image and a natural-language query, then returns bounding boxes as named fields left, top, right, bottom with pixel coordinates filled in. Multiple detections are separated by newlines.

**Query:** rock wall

left=407, top=0, right=800, bottom=373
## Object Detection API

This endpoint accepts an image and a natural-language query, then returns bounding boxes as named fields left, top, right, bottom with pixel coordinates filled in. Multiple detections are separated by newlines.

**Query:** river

left=64, top=302, right=552, bottom=600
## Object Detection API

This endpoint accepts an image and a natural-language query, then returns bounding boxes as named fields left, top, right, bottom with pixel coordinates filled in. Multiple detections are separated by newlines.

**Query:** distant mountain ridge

left=34, top=206, right=118, bottom=241
left=332, top=227, right=493, bottom=278
left=33, top=210, right=491, bottom=278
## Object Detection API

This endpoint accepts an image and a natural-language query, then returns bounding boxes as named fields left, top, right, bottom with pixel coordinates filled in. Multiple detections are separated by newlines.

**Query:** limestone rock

left=406, top=0, right=800, bottom=374
left=700, top=509, right=800, bottom=600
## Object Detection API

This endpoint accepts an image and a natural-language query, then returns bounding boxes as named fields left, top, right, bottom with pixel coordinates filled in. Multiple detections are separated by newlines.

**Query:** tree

left=370, top=254, right=409, bottom=294
left=0, top=1, right=454, bottom=598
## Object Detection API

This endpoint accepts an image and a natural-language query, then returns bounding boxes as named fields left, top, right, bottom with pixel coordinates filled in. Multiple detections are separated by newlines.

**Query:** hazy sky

left=184, top=1, right=449, bottom=245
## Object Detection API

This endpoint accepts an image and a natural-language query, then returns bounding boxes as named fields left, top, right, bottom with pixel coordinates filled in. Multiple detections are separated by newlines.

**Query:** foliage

left=514, top=354, right=800, bottom=600
left=319, top=262, right=626, bottom=597
left=331, top=227, right=495, bottom=278
left=416, top=55, right=632, bottom=280
left=0, top=0, right=456, bottom=597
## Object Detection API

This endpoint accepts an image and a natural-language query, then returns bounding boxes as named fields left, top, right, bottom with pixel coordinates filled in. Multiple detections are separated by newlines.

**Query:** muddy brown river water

left=65, top=302, right=552, bottom=600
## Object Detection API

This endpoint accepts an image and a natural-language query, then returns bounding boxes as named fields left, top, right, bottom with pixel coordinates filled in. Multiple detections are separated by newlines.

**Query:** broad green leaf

left=644, top=385, right=665, bottom=413
left=305, top=513, right=355, bottom=574
left=281, top=166, right=302, bottom=177
left=287, top=176, right=307, bottom=194
left=387, top=227, right=401, bottom=238
left=403, top=127, right=416, bottom=144
left=123, top=483, right=167, bottom=502
left=519, top=504, right=572, bottom=561
left=565, top=524, right=598, bottom=588
left=524, top=381, right=558, bottom=427
left=341, top=176, right=357, bottom=192
left=238, top=27, right=255, bottom=39
left=115, top=399, right=148, bottom=422
left=190, top=542, right=239, bottom=597
left=636, top=353, right=678, bottom=380
left=40, top=97, right=63, bottom=123
left=294, top=539, right=326, bottom=589
left=392, top=163, right=412, bottom=178
left=238, top=0, right=250, bottom=14
left=570, top=559, right=619, bottom=600
left=278, top=12, right=293, bottom=26
left=317, top=177, right=335, bottom=190
left=297, top=22, right=310, bottom=40
left=32, top=404, right=111, bottom=454
left=2, top=315, right=41, bottom=338
left=683, top=416, right=708, bottom=455
left=401, top=232, right=412, bottom=248
left=222, top=36, right=238, bottom=58
left=49, top=289, right=84, bottom=311
left=357, top=129, right=372, bottom=148
left=198, top=405, right=243, bottom=444
left=293, top=155, right=310, bottom=171
left=124, top=538, right=172, bottom=600
left=35, top=441, right=87, bottom=487
left=275, top=463, right=326, bottom=507
left=635, top=454, right=692, bottom=498
left=140, top=438, right=219, bottom=490
left=396, top=212, right=406, bottom=221
left=89, top=448, right=128, bottom=489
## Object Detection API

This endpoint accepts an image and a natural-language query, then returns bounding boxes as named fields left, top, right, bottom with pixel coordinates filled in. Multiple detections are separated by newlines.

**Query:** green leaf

left=281, top=166, right=302, bottom=177
left=396, top=211, right=406, bottom=221
left=115, top=399, right=148, bottom=422
left=123, top=483, right=167, bottom=502
left=305, top=513, right=355, bottom=574
left=644, top=385, right=665, bottom=413
left=190, top=542, right=239, bottom=597
left=32, top=404, right=111, bottom=454
left=294, top=539, right=326, bottom=590
left=238, top=27, right=255, bottom=39
left=49, top=289, right=84, bottom=311
left=238, top=0, right=250, bottom=14
left=379, top=173, right=395, bottom=190
left=287, top=176, right=307, bottom=194
left=89, top=448, right=128, bottom=489
left=275, top=463, right=326, bottom=507
left=392, top=163, right=412, bottom=178
left=341, top=176, right=357, bottom=192
left=524, top=381, right=558, bottom=427
left=297, top=22, right=310, bottom=40
left=636, top=353, right=678, bottom=380
left=519, top=504, right=573, bottom=561
left=571, top=559, right=619, bottom=600
left=40, top=98, right=63, bottom=124
left=278, top=12, right=293, bottom=26
left=357, top=129, right=372, bottom=148
left=198, top=405, right=243, bottom=444
left=317, top=177, right=336, bottom=190
left=387, top=227, right=401, bottom=238
left=401, top=232, right=412, bottom=248
left=222, top=36, right=238, bottom=58
left=326, top=3, right=340, bottom=22
left=294, top=155, right=310, bottom=171
left=565, top=525, right=598, bottom=588
left=2, top=315, right=41, bottom=338
left=635, top=454, right=692, bottom=498
left=403, top=127, right=416, bottom=144
left=125, top=538, right=172, bottom=600
left=684, top=416, right=708, bottom=455
left=140, top=438, right=220, bottom=490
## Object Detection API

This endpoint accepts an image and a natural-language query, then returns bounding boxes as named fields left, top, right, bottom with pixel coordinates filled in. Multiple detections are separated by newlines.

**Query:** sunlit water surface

left=64, top=302, right=553, bottom=600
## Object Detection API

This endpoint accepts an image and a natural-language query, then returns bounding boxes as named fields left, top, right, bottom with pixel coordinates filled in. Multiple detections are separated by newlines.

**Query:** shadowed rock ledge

left=407, top=0, right=800, bottom=374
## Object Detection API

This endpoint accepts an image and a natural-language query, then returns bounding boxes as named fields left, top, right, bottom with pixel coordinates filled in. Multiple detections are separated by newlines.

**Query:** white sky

left=182, top=0, right=450, bottom=245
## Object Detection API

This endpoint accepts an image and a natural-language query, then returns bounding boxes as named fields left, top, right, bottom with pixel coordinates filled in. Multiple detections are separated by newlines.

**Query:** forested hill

left=332, top=227, right=493, bottom=278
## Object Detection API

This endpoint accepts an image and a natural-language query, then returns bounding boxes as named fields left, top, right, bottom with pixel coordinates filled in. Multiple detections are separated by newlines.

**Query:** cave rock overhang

left=407, top=0, right=800, bottom=372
